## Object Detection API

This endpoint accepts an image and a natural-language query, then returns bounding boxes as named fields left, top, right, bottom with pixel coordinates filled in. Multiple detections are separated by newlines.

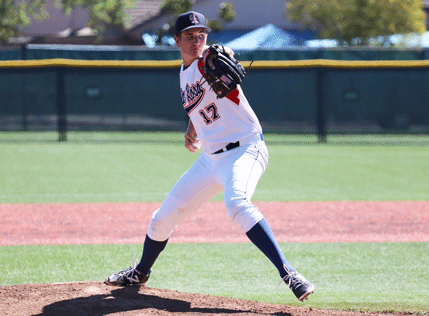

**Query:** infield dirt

left=1, top=201, right=428, bottom=316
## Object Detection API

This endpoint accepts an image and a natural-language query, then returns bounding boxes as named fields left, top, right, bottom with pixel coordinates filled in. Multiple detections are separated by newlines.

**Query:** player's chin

left=190, top=47, right=204, bottom=58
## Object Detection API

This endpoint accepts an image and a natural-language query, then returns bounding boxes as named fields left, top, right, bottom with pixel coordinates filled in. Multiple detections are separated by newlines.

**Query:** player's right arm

left=184, top=119, right=201, bottom=153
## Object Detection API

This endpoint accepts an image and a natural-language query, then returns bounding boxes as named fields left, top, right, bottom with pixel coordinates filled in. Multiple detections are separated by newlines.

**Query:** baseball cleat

left=104, top=265, right=150, bottom=287
left=280, top=265, right=314, bottom=302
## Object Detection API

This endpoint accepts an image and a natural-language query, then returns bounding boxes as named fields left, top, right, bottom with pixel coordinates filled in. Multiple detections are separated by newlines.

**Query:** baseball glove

left=201, top=44, right=246, bottom=99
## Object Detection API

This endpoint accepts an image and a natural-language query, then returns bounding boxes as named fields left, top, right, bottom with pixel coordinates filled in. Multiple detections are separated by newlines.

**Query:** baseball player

left=105, top=11, right=314, bottom=302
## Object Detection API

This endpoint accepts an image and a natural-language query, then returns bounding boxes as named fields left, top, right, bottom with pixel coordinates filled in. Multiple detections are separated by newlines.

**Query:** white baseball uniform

left=106, top=12, right=314, bottom=301
left=147, top=57, right=269, bottom=241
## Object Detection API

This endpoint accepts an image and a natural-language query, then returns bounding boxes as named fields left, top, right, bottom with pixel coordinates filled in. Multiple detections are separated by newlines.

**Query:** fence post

left=21, top=44, right=27, bottom=60
left=57, top=67, right=67, bottom=142
left=316, top=67, right=327, bottom=143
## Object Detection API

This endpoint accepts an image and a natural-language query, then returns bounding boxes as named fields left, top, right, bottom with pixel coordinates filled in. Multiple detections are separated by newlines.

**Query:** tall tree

left=286, top=0, right=426, bottom=45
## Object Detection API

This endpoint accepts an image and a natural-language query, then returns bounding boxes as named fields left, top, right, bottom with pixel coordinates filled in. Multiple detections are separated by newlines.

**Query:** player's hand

left=184, top=121, right=201, bottom=153
left=185, top=133, right=201, bottom=153
left=224, top=46, right=235, bottom=58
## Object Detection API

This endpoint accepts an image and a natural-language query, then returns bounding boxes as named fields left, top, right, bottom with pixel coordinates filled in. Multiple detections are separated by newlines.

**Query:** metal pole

left=316, top=68, right=327, bottom=143
left=57, top=68, right=67, bottom=142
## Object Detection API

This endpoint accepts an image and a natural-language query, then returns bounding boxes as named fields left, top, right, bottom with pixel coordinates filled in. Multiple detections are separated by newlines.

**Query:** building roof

left=125, top=0, right=164, bottom=29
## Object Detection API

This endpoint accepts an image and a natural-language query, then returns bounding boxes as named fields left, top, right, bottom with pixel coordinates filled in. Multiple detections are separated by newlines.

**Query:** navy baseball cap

left=175, top=11, right=211, bottom=35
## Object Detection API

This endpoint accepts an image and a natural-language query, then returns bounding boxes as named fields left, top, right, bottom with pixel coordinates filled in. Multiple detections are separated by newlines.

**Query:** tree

left=207, top=2, right=235, bottom=32
left=0, top=0, right=137, bottom=44
left=286, top=0, right=426, bottom=45
left=56, top=0, right=138, bottom=41
left=159, top=0, right=194, bottom=15
left=0, top=0, right=48, bottom=44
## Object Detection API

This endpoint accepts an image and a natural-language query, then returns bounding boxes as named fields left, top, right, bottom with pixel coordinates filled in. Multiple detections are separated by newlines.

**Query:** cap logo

left=189, top=13, right=200, bottom=24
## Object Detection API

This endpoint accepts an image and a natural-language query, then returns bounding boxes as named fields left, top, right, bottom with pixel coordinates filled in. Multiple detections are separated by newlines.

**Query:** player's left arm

left=184, top=119, right=201, bottom=153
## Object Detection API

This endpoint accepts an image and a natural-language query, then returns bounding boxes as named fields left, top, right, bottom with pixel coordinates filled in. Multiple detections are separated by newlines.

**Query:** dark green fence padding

left=1, top=59, right=428, bottom=141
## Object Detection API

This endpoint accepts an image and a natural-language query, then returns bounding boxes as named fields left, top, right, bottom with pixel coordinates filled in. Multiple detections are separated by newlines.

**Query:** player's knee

left=224, top=197, right=264, bottom=232
left=147, top=195, right=189, bottom=241
left=224, top=196, right=246, bottom=214
left=147, top=209, right=174, bottom=241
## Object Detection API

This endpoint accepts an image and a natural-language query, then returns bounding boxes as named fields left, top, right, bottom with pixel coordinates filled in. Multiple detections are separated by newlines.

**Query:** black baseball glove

left=201, top=44, right=246, bottom=99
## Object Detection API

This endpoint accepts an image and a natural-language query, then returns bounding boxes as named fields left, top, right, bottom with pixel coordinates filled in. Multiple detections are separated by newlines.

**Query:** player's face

left=175, top=28, right=208, bottom=65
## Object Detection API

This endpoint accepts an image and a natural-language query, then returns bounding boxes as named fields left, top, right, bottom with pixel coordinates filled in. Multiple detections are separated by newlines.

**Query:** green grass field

left=1, top=132, right=428, bottom=203
left=1, top=132, right=428, bottom=314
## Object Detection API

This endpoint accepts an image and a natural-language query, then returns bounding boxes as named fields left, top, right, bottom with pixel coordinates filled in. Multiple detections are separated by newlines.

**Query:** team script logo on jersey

left=181, top=81, right=206, bottom=114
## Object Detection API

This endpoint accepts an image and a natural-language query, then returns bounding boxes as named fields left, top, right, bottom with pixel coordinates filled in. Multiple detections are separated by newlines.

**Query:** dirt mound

left=1, top=282, right=403, bottom=316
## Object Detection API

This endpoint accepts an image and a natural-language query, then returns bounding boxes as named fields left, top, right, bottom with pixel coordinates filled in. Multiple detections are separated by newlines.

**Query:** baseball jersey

left=180, top=58, right=263, bottom=154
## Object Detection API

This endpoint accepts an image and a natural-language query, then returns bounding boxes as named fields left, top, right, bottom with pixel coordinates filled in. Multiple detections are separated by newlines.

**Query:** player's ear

left=174, top=35, right=181, bottom=47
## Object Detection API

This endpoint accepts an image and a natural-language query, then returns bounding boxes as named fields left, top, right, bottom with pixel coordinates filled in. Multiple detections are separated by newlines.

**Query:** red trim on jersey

left=198, top=57, right=240, bottom=105
left=226, top=89, right=240, bottom=105
left=198, top=58, right=204, bottom=76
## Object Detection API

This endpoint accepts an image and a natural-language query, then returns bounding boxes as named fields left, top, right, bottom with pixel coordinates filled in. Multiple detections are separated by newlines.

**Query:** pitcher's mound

left=1, top=281, right=401, bottom=316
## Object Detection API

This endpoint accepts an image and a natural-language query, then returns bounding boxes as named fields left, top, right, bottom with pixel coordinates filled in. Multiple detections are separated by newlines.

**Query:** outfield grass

left=1, top=132, right=428, bottom=203
left=1, top=242, right=428, bottom=314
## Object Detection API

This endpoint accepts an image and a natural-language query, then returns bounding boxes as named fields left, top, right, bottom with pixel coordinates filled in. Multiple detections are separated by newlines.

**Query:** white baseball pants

left=147, top=138, right=269, bottom=241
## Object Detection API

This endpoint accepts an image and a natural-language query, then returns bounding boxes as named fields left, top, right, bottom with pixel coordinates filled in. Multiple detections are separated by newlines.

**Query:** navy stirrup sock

left=136, top=235, right=168, bottom=275
left=246, top=219, right=295, bottom=278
